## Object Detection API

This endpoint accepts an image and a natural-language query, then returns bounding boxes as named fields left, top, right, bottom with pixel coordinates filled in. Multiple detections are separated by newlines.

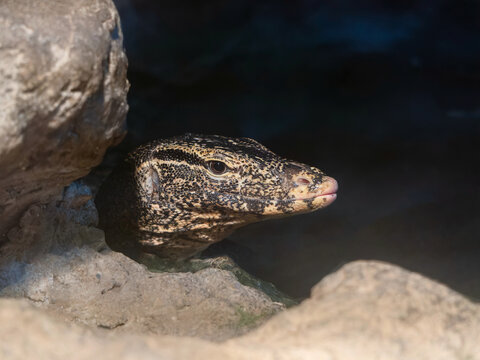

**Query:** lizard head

left=98, top=133, right=338, bottom=259
left=134, top=133, right=337, bottom=216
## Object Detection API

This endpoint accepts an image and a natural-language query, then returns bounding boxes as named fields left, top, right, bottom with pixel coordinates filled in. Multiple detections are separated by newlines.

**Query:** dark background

left=110, top=0, right=479, bottom=299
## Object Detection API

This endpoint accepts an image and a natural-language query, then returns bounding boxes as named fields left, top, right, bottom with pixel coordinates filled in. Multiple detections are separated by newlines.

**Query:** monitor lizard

left=95, top=134, right=338, bottom=260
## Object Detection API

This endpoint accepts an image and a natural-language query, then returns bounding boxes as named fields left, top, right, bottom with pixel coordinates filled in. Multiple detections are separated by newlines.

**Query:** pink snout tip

left=320, top=176, right=338, bottom=196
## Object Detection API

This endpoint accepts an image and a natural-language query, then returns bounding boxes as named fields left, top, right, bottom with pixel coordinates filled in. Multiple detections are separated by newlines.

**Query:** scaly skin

left=95, top=134, right=338, bottom=260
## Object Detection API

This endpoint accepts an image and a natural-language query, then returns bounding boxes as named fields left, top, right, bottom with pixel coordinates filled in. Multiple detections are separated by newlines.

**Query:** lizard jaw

left=288, top=176, right=338, bottom=212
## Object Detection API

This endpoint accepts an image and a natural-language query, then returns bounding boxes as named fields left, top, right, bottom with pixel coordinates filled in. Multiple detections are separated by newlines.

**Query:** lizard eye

left=207, top=160, right=228, bottom=175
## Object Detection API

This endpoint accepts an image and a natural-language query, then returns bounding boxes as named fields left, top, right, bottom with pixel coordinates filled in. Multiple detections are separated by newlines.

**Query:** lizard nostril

left=295, top=177, right=311, bottom=186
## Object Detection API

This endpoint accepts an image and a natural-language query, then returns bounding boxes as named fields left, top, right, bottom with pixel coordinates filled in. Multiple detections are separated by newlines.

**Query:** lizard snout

left=283, top=162, right=338, bottom=210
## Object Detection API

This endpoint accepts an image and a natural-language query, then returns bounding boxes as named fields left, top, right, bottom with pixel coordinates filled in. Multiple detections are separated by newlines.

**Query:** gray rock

left=0, top=182, right=285, bottom=340
left=235, top=260, right=480, bottom=359
left=0, top=298, right=226, bottom=360
left=0, top=182, right=104, bottom=266
left=0, top=0, right=128, bottom=244
left=2, top=261, right=480, bottom=359
left=0, top=246, right=284, bottom=340
left=141, top=254, right=297, bottom=308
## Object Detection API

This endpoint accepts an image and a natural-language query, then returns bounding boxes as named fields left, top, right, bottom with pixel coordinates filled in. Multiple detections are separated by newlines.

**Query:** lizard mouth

left=294, top=190, right=337, bottom=201
left=308, top=192, right=337, bottom=203
left=290, top=176, right=338, bottom=201
left=281, top=176, right=338, bottom=212
left=253, top=176, right=338, bottom=215
left=207, top=177, right=338, bottom=215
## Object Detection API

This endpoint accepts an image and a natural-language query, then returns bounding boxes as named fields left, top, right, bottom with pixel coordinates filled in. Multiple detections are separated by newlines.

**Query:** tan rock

left=2, top=261, right=479, bottom=359
left=1, top=243, right=284, bottom=341
left=0, top=298, right=226, bottom=360
left=0, top=182, right=286, bottom=341
left=235, top=260, right=480, bottom=359
left=0, top=0, right=128, bottom=242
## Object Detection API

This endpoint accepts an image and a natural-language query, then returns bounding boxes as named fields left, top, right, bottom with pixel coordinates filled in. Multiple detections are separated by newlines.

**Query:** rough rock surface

left=0, top=183, right=284, bottom=340
left=0, top=0, right=128, bottom=244
left=0, top=299, right=224, bottom=360
left=0, top=182, right=102, bottom=267
left=1, top=261, right=479, bottom=359
left=1, top=247, right=283, bottom=340
left=236, top=260, right=480, bottom=359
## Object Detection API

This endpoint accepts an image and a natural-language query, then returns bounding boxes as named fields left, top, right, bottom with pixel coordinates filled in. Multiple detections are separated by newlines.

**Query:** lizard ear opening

left=143, top=166, right=161, bottom=201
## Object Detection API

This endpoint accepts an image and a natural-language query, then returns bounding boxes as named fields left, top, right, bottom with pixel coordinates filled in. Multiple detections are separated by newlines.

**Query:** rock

left=0, top=182, right=104, bottom=267
left=0, top=183, right=285, bottom=340
left=0, top=298, right=226, bottom=360
left=235, top=261, right=480, bottom=359
left=2, top=261, right=479, bottom=359
left=0, top=245, right=284, bottom=340
left=142, top=254, right=298, bottom=308
left=0, top=182, right=285, bottom=340
left=0, top=0, right=128, bottom=245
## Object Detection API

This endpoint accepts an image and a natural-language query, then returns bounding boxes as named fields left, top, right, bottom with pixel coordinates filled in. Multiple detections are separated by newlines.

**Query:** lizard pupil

left=208, top=160, right=227, bottom=175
